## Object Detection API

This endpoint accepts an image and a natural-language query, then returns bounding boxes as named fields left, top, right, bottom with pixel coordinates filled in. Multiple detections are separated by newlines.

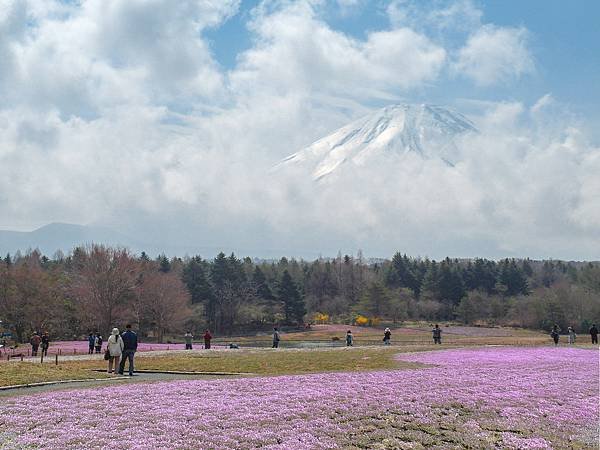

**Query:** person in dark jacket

left=550, top=324, right=560, bottom=346
left=203, top=330, right=212, bottom=349
left=30, top=332, right=41, bottom=356
left=88, top=333, right=96, bottom=354
left=272, top=327, right=280, bottom=348
left=383, top=328, right=391, bottom=345
left=118, top=324, right=138, bottom=376
left=346, top=330, right=353, bottom=346
left=590, top=324, right=598, bottom=345
left=41, top=332, right=50, bottom=356
left=432, top=324, right=442, bottom=344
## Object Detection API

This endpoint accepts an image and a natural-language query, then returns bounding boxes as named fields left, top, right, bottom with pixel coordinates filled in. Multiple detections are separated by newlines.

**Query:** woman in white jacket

left=107, top=328, right=124, bottom=374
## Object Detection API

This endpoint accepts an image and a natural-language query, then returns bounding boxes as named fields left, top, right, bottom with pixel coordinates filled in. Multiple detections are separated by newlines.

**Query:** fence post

left=55, top=354, right=58, bottom=365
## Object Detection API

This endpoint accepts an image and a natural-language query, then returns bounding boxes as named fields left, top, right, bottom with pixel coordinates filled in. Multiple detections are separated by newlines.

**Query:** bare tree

left=71, top=245, right=138, bottom=334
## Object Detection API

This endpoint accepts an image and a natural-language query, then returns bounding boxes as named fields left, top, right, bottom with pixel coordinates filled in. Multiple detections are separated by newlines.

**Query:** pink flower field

left=1, top=347, right=597, bottom=449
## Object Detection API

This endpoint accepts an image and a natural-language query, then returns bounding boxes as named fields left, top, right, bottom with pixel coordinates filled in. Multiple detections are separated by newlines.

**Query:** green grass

left=131, top=346, right=429, bottom=375
left=0, top=362, right=110, bottom=387
left=0, top=346, right=428, bottom=387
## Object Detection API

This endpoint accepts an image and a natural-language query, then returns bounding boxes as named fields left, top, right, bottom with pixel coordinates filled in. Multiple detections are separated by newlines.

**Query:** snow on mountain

left=275, top=104, right=477, bottom=180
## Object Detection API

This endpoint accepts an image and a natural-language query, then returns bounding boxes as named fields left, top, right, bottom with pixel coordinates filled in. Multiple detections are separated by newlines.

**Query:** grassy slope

left=0, top=346, right=429, bottom=387
left=0, top=362, right=111, bottom=387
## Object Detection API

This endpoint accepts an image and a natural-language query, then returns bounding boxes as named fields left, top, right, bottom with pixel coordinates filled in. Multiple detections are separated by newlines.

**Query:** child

left=346, top=330, right=353, bottom=346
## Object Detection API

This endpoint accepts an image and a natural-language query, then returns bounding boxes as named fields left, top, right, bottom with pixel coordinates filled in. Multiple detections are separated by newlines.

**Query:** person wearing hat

left=107, top=328, right=124, bottom=374
left=383, top=328, right=391, bottom=345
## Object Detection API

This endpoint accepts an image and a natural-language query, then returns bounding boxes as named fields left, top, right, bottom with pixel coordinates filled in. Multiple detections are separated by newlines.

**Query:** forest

left=0, top=245, right=599, bottom=342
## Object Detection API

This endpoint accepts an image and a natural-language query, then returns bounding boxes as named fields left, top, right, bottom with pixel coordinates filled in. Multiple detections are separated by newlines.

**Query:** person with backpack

left=590, top=324, right=598, bottom=345
left=272, top=327, right=281, bottom=348
left=95, top=334, right=103, bottom=353
left=568, top=327, right=577, bottom=345
left=40, top=332, right=50, bottom=356
left=184, top=331, right=194, bottom=350
left=432, top=324, right=442, bottom=344
left=383, top=328, right=391, bottom=345
left=118, top=324, right=138, bottom=376
left=106, top=328, right=124, bottom=374
left=88, top=333, right=96, bottom=354
left=550, top=324, right=561, bottom=346
left=203, top=330, right=212, bottom=349
left=30, top=332, right=41, bottom=356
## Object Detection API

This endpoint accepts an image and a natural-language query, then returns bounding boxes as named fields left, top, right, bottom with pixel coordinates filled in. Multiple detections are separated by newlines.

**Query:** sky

left=0, top=0, right=598, bottom=260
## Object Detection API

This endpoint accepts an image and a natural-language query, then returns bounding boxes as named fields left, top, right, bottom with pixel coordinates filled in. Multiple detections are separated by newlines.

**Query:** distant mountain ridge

left=0, top=223, right=137, bottom=257
left=275, top=104, right=477, bottom=180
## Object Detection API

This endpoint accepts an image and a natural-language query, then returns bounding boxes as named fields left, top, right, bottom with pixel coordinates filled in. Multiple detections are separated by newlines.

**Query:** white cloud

left=454, top=24, right=534, bottom=86
left=232, top=1, right=446, bottom=101
left=0, top=0, right=596, bottom=259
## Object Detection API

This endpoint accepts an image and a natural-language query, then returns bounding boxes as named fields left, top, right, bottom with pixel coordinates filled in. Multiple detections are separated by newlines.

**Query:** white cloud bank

left=454, top=25, right=534, bottom=86
left=0, top=0, right=597, bottom=259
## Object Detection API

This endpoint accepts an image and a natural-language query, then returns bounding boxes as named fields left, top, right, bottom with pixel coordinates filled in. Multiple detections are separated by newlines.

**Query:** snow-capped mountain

left=276, top=104, right=477, bottom=180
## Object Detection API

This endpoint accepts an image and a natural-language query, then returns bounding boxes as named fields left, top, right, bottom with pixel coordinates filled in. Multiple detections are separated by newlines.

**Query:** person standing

left=40, top=332, right=50, bottom=356
left=346, top=330, right=353, bottom=347
left=107, top=328, right=124, bottom=374
left=203, top=330, right=212, bottom=349
left=88, top=333, right=96, bottom=354
left=550, top=324, right=560, bottom=346
left=567, top=327, right=577, bottom=345
left=30, top=332, right=41, bottom=356
left=272, top=327, right=281, bottom=348
left=118, top=324, right=138, bottom=376
left=95, top=334, right=103, bottom=353
left=184, top=331, right=194, bottom=350
left=383, top=328, right=391, bottom=345
left=432, top=324, right=442, bottom=344
left=590, top=324, right=598, bottom=345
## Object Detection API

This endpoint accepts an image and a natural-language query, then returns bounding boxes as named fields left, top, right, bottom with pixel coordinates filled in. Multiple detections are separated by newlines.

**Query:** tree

left=278, top=270, right=305, bottom=325
left=355, top=282, right=390, bottom=318
left=182, top=257, right=214, bottom=304
left=70, top=245, right=138, bottom=334
left=136, top=270, right=191, bottom=343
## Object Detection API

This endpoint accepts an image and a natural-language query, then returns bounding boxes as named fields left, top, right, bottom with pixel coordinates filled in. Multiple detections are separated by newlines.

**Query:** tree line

left=0, top=246, right=598, bottom=342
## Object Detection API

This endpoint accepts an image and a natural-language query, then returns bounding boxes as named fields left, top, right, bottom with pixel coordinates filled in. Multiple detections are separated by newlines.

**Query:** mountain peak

left=276, top=103, right=476, bottom=180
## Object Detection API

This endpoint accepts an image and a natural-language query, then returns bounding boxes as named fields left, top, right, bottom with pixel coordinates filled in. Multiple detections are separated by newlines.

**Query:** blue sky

left=205, top=0, right=600, bottom=121
left=0, top=0, right=598, bottom=259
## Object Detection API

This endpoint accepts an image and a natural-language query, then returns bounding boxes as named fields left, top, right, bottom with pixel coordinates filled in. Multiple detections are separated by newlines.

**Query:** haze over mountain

left=276, top=104, right=476, bottom=180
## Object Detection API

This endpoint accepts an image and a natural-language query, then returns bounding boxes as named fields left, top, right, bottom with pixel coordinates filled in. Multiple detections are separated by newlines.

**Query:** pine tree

left=252, top=266, right=274, bottom=301
left=278, top=270, right=305, bottom=325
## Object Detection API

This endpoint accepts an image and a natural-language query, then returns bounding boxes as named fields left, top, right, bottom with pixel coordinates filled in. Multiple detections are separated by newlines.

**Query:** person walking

left=346, top=330, right=353, bottom=347
left=88, top=333, right=96, bottom=354
left=383, top=328, right=391, bottom=345
left=567, top=327, right=577, bottom=345
left=30, top=332, right=41, bottom=356
left=41, top=332, right=50, bottom=356
left=432, top=324, right=442, bottom=344
left=550, top=324, right=560, bottom=346
left=107, top=328, right=124, bottom=375
left=95, top=334, right=103, bottom=353
left=203, top=330, right=212, bottom=349
left=272, top=327, right=281, bottom=348
left=118, top=324, right=138, bottom=376
left=590, top=324, right=598, bottom=345
left=184, top=331, right=194, bottom=350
